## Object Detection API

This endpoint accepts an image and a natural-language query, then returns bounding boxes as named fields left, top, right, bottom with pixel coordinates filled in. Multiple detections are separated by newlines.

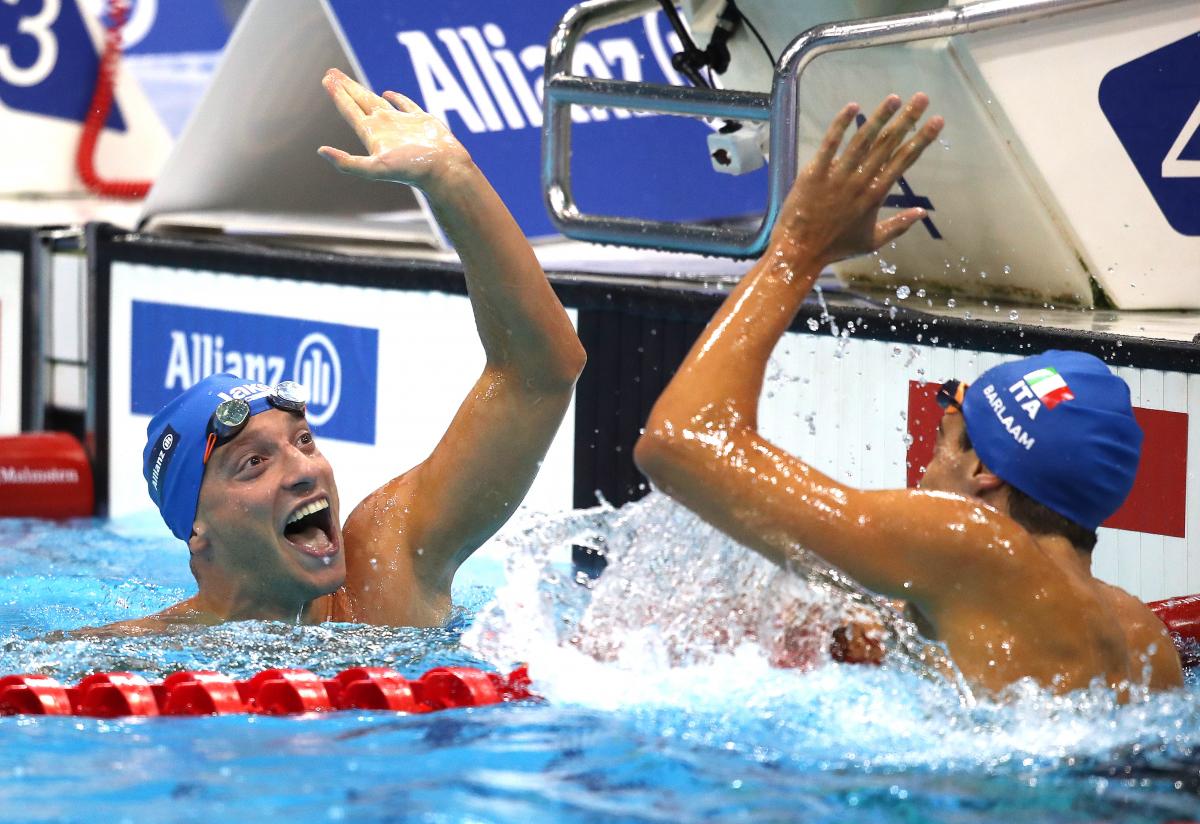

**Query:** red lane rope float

left=75, top=0, right=153, bottom=199
left=0, top=666, right=533, bottom=718
left=1149, top=595, right=1200, bottom=669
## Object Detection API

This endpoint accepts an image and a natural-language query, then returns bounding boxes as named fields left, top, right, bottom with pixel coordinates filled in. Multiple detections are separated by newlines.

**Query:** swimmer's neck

left=1030, top=532, right=1093, bottom=576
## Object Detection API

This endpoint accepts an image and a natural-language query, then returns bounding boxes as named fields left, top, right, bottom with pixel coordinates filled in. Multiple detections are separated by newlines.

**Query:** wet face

left=192, top=409, right=345, bottom=614
left=918, top=411, right=980, bottom=497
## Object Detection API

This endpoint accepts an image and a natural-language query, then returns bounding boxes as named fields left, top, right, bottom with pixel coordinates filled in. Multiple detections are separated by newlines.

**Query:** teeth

left=287, top=498, right=329, bottom=526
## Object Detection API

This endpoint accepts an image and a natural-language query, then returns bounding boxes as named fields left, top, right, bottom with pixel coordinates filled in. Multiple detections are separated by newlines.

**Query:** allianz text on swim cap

left=959, top=350, right=1142, bottom=532
left=143, top=374, right=296, bottom=541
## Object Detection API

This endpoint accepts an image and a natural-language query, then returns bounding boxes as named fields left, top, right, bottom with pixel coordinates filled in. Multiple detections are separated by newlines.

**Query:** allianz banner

left=130, top=302, right=379, bottom=445
left=326, top=0, right=767, bottom=239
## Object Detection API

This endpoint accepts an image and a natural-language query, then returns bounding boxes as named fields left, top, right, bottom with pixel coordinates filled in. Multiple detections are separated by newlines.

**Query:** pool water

left=0, top=496, right=1197, bottom=823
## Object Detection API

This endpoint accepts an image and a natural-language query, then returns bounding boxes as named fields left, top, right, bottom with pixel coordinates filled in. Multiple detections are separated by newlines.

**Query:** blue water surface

left=0, top=509, right=1196, bottom=824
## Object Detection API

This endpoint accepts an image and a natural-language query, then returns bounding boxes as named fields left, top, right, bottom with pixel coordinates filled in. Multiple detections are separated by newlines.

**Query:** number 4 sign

left=1162, top=101, right=1200, bottom=180
left=1100, top=31, right=1200, bottom=236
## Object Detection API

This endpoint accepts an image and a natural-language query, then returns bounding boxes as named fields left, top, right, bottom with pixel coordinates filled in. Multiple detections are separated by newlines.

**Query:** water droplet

left=895, top=285, right=910, bottom=299
left=946, top=298, right=956, bottom=308
left=1009, top=310, right=1020, bottom=321
left=807, top=318, right=819, bottom=331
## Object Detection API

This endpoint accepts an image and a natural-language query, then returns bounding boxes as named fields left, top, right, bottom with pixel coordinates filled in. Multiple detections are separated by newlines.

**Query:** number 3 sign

left=0, top=0, right=126, bottom=129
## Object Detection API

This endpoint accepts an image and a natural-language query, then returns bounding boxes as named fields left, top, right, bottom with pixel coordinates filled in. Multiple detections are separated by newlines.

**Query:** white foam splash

left=464, top=493, right=1200, bottom=769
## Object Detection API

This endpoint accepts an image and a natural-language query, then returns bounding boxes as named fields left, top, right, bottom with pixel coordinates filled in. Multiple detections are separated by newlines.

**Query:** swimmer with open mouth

left=89, top=68, right=585, bottom=635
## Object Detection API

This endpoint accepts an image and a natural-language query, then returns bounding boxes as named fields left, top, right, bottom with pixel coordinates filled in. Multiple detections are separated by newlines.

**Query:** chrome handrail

left=542, top=0, right=1130, bottom=257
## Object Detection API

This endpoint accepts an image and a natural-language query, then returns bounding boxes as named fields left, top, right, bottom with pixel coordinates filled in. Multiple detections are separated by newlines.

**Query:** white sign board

left=0, top=250, right=23, bottom=434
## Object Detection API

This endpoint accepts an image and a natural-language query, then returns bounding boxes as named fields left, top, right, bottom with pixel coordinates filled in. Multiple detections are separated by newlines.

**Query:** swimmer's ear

left=968, top=459, right=1004, bottom=495
left=187, top=524, right=210, bottom=555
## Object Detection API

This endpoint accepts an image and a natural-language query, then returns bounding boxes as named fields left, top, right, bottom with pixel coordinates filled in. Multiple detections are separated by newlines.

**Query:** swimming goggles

left=936, top=379, right=969, bottom=414
left=202, top=381, right=309, bottom=464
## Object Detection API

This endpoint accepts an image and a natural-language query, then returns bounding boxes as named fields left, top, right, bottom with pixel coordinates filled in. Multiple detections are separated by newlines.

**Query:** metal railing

left=542, top=0, right=1130, bottom=257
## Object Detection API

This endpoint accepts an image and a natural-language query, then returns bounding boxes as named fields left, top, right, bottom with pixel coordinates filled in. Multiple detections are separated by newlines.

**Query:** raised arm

left=317, top=69, right=585, bottom=624
left=633, top=94, right=1009, bottom=609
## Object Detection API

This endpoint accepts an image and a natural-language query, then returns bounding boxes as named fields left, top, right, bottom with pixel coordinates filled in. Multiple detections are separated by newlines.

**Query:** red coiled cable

left=74, top=0, right=153, bottom=199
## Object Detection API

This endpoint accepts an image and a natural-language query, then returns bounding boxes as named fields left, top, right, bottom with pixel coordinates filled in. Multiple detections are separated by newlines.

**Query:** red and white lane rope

left=0, top=665, right=534, bottom=718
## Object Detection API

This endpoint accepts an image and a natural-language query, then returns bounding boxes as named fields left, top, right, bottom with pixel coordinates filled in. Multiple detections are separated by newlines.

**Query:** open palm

left=773, top=93, right=943, bottom=266
left=318, top=68, right=470, bottom=189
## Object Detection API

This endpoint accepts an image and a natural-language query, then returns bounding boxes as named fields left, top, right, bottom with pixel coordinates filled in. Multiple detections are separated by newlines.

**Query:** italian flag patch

left=1023, top=367, right=1075, bottom=409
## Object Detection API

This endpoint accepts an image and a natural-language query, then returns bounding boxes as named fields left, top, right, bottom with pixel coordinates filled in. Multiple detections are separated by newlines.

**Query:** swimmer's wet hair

left=961, top=427, right=1098, bottom=553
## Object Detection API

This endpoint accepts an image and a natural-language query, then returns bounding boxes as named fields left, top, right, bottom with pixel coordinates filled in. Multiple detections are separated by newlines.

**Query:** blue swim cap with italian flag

left=959, top=350, right=1142, bottom=531
left=142, top=373, right=281, bottom=541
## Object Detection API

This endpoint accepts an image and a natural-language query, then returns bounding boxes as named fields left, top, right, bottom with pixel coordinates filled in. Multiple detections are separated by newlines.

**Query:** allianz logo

left=396, top=15, right=683, bottom=134
left=164, top=331, right=343, bottom=426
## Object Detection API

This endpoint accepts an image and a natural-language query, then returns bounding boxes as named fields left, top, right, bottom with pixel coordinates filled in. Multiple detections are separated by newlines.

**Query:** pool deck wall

left=68, top=223, right=1200, bottom=602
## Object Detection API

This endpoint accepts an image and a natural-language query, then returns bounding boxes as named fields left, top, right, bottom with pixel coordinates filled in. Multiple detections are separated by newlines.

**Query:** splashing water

left=464, top=494, right=1200, bottom=782
left=468, top=495, right=890, bottom=670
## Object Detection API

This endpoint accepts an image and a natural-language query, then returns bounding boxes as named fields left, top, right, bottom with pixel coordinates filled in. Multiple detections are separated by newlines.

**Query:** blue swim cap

left=960, top=350, right=1142, bottom=531
left=143, top=374, right=280, bottom=540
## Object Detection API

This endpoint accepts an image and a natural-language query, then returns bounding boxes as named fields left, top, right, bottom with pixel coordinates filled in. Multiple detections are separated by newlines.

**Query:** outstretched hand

left=318, top=68, right=472, bottom=192
left=772, top=93, right=943, bottom=266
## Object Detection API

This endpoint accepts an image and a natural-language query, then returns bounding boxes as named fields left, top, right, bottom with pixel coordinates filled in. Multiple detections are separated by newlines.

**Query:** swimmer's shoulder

left=1097, top=581, right=1184, bottom=689
left=343, top=467, right=421, bottom=545
left=68, top=598, right=221, bottom=638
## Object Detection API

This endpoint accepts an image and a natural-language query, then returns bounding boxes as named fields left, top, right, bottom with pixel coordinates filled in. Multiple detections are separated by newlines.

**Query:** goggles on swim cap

left=202, top=380, right=309, bottom=464
left=936, top=379, right=969, bottom=414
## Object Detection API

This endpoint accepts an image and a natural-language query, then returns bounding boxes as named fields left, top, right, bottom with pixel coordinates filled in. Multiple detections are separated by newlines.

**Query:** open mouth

left=282, top=497, right=338, bottom=558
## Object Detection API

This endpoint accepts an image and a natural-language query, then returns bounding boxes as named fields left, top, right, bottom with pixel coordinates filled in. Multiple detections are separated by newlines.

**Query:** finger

left=317, top=146, right=376, bottom=178
left=862, top=93, right=929, bottom=175
left=877, top=115, right=944, bottom=188
left=873, top=207, right=925, bottom=247
left=840, top=95, right=901, bottom=170
left=322, top=72, right=368, bottom=127
left=326, top=67, right=386, bottom=114
left=812, top=102, right=860, bottom=171
left=383, top=90, right=423, bottom=114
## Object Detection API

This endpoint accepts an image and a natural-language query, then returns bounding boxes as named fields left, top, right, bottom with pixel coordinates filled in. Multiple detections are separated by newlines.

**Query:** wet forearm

left=658, top=234, right=825, bottom=422
left=423, top=162, right=584, bottom=387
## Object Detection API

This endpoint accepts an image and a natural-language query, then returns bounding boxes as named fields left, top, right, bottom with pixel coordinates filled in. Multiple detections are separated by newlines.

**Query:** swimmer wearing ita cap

left=85, top=68, right=584, bottom=635
left=950, top=351, right=1142, bottom=533
left=636, top=91, right=1182, bottom=696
